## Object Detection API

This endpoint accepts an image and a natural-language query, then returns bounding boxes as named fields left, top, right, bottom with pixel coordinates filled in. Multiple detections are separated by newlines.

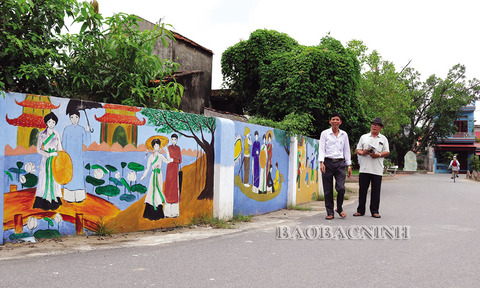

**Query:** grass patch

left=187, top=212, right=252, bottom=229
left=315, top=190, right=350, bottom=201
left=93, top=217, right=116, bottom=237
left=287, top=204, right=312, bottom=211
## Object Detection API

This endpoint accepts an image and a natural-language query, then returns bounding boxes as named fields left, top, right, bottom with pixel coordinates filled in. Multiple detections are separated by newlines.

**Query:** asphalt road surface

left=1, top=174, right=479, bottom=287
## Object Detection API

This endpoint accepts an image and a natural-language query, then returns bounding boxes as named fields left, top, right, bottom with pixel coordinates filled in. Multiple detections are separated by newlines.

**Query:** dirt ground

left=0, top=178, right=376, bottom=261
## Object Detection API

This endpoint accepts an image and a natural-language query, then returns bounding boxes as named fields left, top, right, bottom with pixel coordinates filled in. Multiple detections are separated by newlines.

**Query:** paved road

left=1, top=174, right=479, bottom=287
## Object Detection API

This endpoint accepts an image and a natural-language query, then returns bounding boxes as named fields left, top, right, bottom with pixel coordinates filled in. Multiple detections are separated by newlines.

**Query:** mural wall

left=233, top=122, right=290, bottom=215
left=1, top=92, right=215, bottom=242
left=296, top=136, right=320, bottom=204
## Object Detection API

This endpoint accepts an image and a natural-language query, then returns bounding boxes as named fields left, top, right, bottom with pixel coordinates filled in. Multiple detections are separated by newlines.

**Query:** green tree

left=402, top=64, right=480, bottom=153
left=0, top=0, right=77, bottom=95
left=347, top=40, right=412, bottom=138
left=58, top=2, right=183, bottom=109
left=221, top=29, right=299, bottom=112
left=222, top=31, right=366, bottom=141
left=1, top=0, right=182, bottom=109
left=256, top=35, right=366, bottom=140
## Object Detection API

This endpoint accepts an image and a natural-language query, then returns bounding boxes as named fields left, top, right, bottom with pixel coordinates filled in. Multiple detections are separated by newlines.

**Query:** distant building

left=137, top=18, right=213, bottom=115
left=210, top=89, right=243, bottom=115
left=433, top=102, right=476, bottom=173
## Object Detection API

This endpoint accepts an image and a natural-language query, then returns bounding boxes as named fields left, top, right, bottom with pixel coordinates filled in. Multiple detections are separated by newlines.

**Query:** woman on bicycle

left=448, top=155, right=460, bottom=179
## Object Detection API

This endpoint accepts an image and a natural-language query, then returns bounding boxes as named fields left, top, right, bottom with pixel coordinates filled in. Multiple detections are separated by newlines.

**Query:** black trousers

left=357, top=173, right=382, bottom=215
left=321, top=159, right=346, bottom=216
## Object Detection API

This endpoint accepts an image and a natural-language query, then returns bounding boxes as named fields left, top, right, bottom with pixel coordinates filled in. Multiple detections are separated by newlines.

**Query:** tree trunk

left=197, top=142, right=214, bottom=200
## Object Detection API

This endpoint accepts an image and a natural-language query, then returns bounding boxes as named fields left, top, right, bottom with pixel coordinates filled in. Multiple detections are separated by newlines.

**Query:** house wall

left=137, top=19, right=213, bottom=114
left=433, top=108, right=477, bottom=173
left=1, top=92, right=319, bottom=244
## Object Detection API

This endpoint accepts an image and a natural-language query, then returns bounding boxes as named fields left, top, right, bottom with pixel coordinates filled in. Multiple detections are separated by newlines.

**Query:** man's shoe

left=353, top=212, right=364, bottom=217
left=325, top=215, right=334, bottom=220
left=335, top=209, right=347, bottom=218
left=372, top=213, right=381, bottom=218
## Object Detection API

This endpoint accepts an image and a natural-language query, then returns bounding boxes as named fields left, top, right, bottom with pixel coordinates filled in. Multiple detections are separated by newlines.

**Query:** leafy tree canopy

left=403, top=64, right=480, bottom=153
left=249, top=112, right=314, bottom=138
left=348, top=40, right=480, bottom=164
left=0, top=0, right=77, bottom=95
left=347, top=40, right=412, bottom=138
left=222, top=31, right=366, bottom=141
left=221, top=29, right=299, bottom=111
left=1, top=0, right=183, bottom=110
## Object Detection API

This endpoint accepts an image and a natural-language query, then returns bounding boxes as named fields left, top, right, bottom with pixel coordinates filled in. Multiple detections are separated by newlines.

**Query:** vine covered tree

left=222, top=30, right=366, bottom=141
left=141, top=109, right=216, bottom=200
left=221, top=29, right=299, bottom=113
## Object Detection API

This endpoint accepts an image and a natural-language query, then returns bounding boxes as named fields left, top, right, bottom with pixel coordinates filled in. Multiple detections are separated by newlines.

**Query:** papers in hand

left=367, top=144, right=377, bottom=153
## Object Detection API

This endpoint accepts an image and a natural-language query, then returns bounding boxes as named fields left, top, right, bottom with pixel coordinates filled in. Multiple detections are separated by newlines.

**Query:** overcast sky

left=92, top=0, right=480, bottom=117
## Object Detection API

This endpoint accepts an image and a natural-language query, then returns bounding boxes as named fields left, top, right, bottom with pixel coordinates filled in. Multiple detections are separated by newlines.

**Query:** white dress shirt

left=319, top=128, right=352, bottom=166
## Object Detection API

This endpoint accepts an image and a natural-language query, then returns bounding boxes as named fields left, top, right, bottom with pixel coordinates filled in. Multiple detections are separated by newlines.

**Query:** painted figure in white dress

left=33, top=112, right=64, bottom=211
left=140, top=137, right=172, bottom=220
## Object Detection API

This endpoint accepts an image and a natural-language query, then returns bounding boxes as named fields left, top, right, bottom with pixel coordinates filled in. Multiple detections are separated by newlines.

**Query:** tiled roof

left=171, top=31, right=213, bottom=55
left=94, top=113, right=146, bottom=125
left=6, top=114, right=46, bottom=128
left=15, top=99, right=60, bottom=109
left=103, top=103, right=142, bottom=112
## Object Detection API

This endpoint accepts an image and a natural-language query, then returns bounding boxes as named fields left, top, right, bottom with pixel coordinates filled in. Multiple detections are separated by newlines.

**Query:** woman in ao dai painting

left=33, top=112, right=64, bottom=211
left=140, top=136, right=172, bottom=220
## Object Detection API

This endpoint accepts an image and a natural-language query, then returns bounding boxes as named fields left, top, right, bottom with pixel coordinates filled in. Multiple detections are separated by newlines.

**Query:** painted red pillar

left=75, top=213, right=84, bottom=235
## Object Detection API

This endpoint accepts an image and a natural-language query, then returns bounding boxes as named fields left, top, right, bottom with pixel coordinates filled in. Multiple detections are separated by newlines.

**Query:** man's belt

left=325, top=157, right=344, bottom=162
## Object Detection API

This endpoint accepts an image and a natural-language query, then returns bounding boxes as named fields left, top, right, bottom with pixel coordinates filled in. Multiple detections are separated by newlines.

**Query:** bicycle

left=449, top=166, right=459, bottom=183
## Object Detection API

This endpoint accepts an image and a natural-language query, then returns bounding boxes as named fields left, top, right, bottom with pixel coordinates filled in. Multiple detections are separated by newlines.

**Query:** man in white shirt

left=319, top=112, right=352, bottom=220
left=354, top=117, right=390, bottom=218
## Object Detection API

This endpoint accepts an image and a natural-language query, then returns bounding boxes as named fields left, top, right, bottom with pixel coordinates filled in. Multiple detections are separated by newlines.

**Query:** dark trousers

left=357, top=173, right=382, bottom=215
left=321, top=159, right=346, bottom=216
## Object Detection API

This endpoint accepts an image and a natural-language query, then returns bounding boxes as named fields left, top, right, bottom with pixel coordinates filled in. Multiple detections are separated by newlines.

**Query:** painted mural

left=233, top=122, right=289, bottom=215
left=296, top=136, right=319, bottom=204
left=1, top=92, right=215, bottom=242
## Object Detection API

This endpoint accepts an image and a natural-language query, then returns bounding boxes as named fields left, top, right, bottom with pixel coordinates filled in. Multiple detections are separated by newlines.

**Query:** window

left=454, top=121, right=468, bottom=132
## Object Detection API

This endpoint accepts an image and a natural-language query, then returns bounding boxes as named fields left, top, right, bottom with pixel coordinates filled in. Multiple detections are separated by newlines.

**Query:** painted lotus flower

left=94, top=168, right=105, bottom=179
left=25, top=162, right=36, bottom=173
left=27, top=217, right=38, bottom=230
left=19, top=175, right=26, bottom=184
left=54, top=213, right=63, bottom=224
left=115, top=171, right=121, bottom=179
left=127, top=171, right=137, bottom=182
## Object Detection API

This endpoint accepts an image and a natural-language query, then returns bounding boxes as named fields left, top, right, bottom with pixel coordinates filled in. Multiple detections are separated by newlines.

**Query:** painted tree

left=141, top=109, right=216, bottom=200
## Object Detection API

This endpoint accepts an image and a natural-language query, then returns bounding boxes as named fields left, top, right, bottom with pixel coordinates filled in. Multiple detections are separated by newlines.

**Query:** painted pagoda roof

left=94, top=113, right=146, bottom=125
left=6, top=114, right=46, bottom=128
left=103, top=103, right=142, bottom=112
left=15, top=99, right=60, bottom=110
